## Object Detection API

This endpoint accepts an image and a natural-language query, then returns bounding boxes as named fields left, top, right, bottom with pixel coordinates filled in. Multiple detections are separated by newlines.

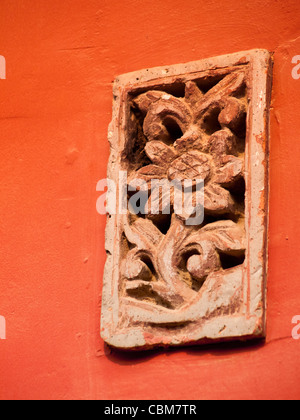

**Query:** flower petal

left=214, top=155, right=244, bottom=187
left=204, top=183, right=235, bottom=214
left=128, top=165, right=166, bottom=191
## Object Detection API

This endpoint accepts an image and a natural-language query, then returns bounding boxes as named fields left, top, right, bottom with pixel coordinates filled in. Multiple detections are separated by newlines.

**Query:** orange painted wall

left=0, top=0, right=300, bottom=400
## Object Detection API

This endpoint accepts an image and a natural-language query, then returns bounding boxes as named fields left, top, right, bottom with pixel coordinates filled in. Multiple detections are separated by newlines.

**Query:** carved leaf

left=130, top=218, right=163, bottom=247
left=123, top=215, right=163, bottom=252
left=199, top=220, right=246, bottom=252
left=182, top=220, right=245, bottom=264
left=181, top=220, right=245, bottom=282
left=195, top=70, right=245, bottom=119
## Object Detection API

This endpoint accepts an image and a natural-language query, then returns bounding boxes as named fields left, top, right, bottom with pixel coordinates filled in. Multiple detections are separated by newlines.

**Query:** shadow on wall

left=106, top=338, right=265, bottom=366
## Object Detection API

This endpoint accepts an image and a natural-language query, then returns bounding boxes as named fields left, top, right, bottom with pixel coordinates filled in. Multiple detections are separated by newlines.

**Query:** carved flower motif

left=129, top=75, right=246, bottom=221
left=129, top=139, right=244, bottom=220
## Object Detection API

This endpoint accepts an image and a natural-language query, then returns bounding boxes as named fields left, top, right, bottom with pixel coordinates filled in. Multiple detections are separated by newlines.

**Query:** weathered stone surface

left=101, top=50, right=273, bottom=350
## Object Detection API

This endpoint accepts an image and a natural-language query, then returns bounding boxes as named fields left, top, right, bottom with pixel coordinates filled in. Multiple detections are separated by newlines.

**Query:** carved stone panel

left=101, top=50, right=273, bottom=350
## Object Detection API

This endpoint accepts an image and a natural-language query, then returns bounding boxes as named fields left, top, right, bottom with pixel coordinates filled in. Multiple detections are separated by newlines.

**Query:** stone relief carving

left=101, top=50, right=273, bottom=350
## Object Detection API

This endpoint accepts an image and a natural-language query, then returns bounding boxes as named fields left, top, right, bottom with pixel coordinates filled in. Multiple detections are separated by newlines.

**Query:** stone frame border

left=101, top=49, right=273, bottom=350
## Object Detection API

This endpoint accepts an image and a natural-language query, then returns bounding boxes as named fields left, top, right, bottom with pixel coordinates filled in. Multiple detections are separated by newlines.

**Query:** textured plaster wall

left=0, top=0, right=300, bottom=400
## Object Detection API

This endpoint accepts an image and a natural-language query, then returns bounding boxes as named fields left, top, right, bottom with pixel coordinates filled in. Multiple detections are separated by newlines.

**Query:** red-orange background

left=0, top=0, right=300, bottom=400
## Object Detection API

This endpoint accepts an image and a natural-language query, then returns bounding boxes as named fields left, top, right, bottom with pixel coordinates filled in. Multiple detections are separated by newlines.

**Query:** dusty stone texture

left=101, top=50, right=273, bottom=350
